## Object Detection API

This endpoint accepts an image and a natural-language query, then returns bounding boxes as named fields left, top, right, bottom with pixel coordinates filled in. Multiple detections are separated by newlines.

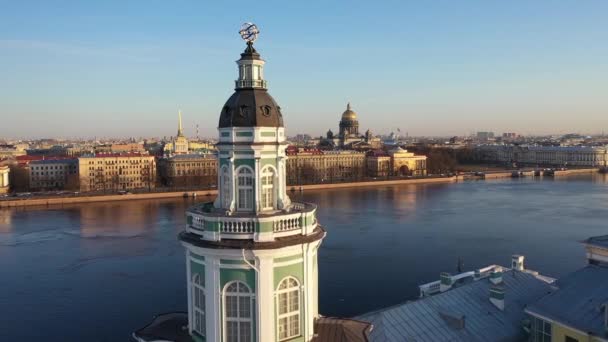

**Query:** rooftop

left=584, top=235, right=608, bottom=249
left=526, top=264, right=608, bottom=338
left=356, top=269, right=553, bottom=342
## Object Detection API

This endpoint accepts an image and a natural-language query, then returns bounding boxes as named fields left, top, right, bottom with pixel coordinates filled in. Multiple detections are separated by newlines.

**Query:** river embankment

left=1, top=169, right=600, bottom=208
left=0, top=177, right=457, bottom=208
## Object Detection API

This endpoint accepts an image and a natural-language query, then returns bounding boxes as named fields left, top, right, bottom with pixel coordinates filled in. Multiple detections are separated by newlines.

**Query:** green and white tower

left=181, top=23, right=325, bottom=342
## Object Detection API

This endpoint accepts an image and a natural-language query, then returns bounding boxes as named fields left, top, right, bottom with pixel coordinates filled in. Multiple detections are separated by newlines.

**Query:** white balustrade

left=220, top=220, right=255, bottom=234
left=273, top=215, right=302, bottom=232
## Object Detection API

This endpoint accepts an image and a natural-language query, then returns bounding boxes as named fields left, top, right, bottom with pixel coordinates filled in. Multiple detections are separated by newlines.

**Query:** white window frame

left=192, top=274, right=206, bottom=337
left=236, top=167, right=254, bottom=212
left=223, top=281, right=254, bottom=342
left=260, top=166, right=275, bottom=210
left=276, top=277, right=301, bottom=341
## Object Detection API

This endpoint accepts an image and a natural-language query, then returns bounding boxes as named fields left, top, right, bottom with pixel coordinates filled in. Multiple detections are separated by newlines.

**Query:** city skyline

left=1, top=1, right=607, bottom=138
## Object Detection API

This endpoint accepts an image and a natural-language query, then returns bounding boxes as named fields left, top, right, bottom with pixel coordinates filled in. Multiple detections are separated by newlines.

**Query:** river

left=1, top=175, right=607, bottom=341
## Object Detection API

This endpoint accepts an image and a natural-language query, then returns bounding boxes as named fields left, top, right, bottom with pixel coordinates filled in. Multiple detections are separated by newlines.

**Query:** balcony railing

left=219, top=220, right=255, bottom=234
left=187, top=201, right=317, bottom=240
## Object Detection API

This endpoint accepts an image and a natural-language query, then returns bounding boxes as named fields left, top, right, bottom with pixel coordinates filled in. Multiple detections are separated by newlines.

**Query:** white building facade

left=0, top=165, right=9, bottom=194
left=476, top=145, right=608, bottom=167
left=180, top=38, right=325, bottom=342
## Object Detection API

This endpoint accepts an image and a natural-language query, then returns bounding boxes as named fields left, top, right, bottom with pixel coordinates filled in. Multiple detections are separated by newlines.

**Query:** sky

left=1, top=1, right=607, bottom=139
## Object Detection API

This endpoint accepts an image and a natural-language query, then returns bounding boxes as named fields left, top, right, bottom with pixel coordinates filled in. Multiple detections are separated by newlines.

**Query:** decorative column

left=229, top=156, right=236, bottom=212
left=255, top=256, right=275, bottom=341
left=255, top=157, right=261, bottom=212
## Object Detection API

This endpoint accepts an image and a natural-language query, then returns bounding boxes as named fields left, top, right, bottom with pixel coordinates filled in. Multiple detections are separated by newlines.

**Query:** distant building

left=0, top=144, right=26, bottom=158
left=365, top=147, right=427, bottom=178
left=388, top=146, right=427, bottom=176
left=172, top=110, right=189, bottom=154
left=286, top=147, right=366, bottom=185
left=319, top=103, right=381, bottom=150
left=475, top=145, right=608, bottom=167
left=77, top=153, right=156, bottom=192
left=157, top=153, right=217, bottom=188
left=29, top=159, right=79, bottom=191
left=0, top=164, right=9, bottom=194
left=66, top=145, right=94, bottom=157
left=477, top=131, right=495, bottom=141
left=110, top=143, right=145, bottom=154
left=366, top=150, right=391, bottom=178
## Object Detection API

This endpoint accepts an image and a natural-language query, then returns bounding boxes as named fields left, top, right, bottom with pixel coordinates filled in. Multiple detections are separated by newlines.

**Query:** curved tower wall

left=181, top=38, right=325, bottom=342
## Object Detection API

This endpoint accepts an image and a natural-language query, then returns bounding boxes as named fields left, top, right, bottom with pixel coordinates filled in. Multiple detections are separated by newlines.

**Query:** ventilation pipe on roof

left=604, top=303, right=608, bottom=334
left=511, top=255, right=525, bottom=271
left=490, top=268, right=503, bottom=285
left=489, top=285, right=505, bottom=311
left=440, top=272, right=452, bottom=292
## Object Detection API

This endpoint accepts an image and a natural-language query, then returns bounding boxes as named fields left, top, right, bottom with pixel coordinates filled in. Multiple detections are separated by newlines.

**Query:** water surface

left=1, top=175, right=607, bottom=341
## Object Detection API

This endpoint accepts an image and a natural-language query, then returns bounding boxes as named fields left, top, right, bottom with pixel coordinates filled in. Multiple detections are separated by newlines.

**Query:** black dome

left=219, top=89, right=284, bottom=128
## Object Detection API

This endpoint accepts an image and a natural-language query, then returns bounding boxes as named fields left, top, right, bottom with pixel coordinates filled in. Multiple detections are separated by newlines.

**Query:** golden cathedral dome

left=341, top=102, right=358, bottom=121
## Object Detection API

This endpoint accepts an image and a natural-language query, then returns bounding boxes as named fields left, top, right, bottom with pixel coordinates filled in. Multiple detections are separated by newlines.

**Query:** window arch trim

left=192, top=273, right=206, bottom=337
left=276, top=276, right=301, bottom=341
left=235, top=165, right=254, bottom=211
left=223, top=280, right=254, bottom=342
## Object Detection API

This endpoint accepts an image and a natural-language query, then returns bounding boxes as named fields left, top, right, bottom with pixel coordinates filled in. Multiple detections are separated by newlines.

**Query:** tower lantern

left=179, top=23, right=326, bottom=342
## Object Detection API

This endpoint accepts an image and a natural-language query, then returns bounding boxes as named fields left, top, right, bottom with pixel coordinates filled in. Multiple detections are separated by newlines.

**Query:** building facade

left=29, top=159, right=79, bottom=191
left=78, top=153, right=156, bottom=192
left=475, top=145, right=608, bottom=167
left=177, top=36, right=325, bottom=342
left=158, top=154, right=217, bottom=188
left=286, top=147, right=366, bottom=185
left=389, top=146, right=427, bottom=176
left=366, top=150, right=391, bottom=178
left=0, top=164, right=9, bottom=194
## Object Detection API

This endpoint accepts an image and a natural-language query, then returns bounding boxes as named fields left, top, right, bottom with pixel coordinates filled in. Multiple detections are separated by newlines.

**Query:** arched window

left=260, top=166, right=275, bottom=210
left=236, top=167, right=254, bottom=211
left=192, top=274, right=205, bottom=337
left=224, top=281, right=253, bottom=342
left=221, top=166, right=231, bottom=209
left=277, top=277, right=300, bottom=340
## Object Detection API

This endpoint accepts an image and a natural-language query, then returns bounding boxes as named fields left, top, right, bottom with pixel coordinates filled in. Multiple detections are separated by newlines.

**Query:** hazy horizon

left=1, top=1, right=607, bottom=139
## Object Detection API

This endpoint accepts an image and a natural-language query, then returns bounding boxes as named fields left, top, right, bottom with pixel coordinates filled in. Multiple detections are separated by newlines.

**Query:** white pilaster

left=256, top=256, right=275, bottom=342
left=186, top=251, right=193, bottom=334
left=229, top=156, right=235, bottom=212
left=255, top=158, right=261, bottom=212
left=206, top=255, right=221, bottom=342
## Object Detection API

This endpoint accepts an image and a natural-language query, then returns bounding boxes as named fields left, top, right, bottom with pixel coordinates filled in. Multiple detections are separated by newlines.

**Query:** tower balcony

left=235, top=79, right=267, bottom=89
left=185, top=201, right=318, bottom=242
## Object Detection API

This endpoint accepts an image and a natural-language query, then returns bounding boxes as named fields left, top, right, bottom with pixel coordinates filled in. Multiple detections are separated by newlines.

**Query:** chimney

left=489, top=285, right=505, bottom=311
left=511, top=255, right=525, bottom=271
left=490, top=268, right=503, bottom=285
left=603, top=303, right=608, bottom=334
left=440, top=272, right=453, bottom=292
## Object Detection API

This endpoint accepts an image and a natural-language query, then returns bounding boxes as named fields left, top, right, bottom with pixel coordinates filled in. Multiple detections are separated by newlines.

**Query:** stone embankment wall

left=288, top=176, right=456, bottom=191
left=0, top=177, right=456, bottom=208
left=552, top=168, right=599, bottom=177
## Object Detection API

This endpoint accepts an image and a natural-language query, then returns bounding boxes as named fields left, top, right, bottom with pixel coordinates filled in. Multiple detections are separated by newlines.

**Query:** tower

left=338, top=102, right=359, bottom=147
left=180, top=23, right=325, bottom=342
left=173, top=110, right=189, bottom=154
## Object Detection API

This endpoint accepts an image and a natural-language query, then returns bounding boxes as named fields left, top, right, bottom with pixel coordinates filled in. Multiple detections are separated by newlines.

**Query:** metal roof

left=356, top=270, right=553, bottom=342
left=584, top=235, right=608, bottom=249
left=526, top=265, right=608, bottom=338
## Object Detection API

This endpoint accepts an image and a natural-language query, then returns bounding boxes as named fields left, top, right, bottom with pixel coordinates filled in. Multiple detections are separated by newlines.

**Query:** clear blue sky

left=1, top=1, right=607, bottom=139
